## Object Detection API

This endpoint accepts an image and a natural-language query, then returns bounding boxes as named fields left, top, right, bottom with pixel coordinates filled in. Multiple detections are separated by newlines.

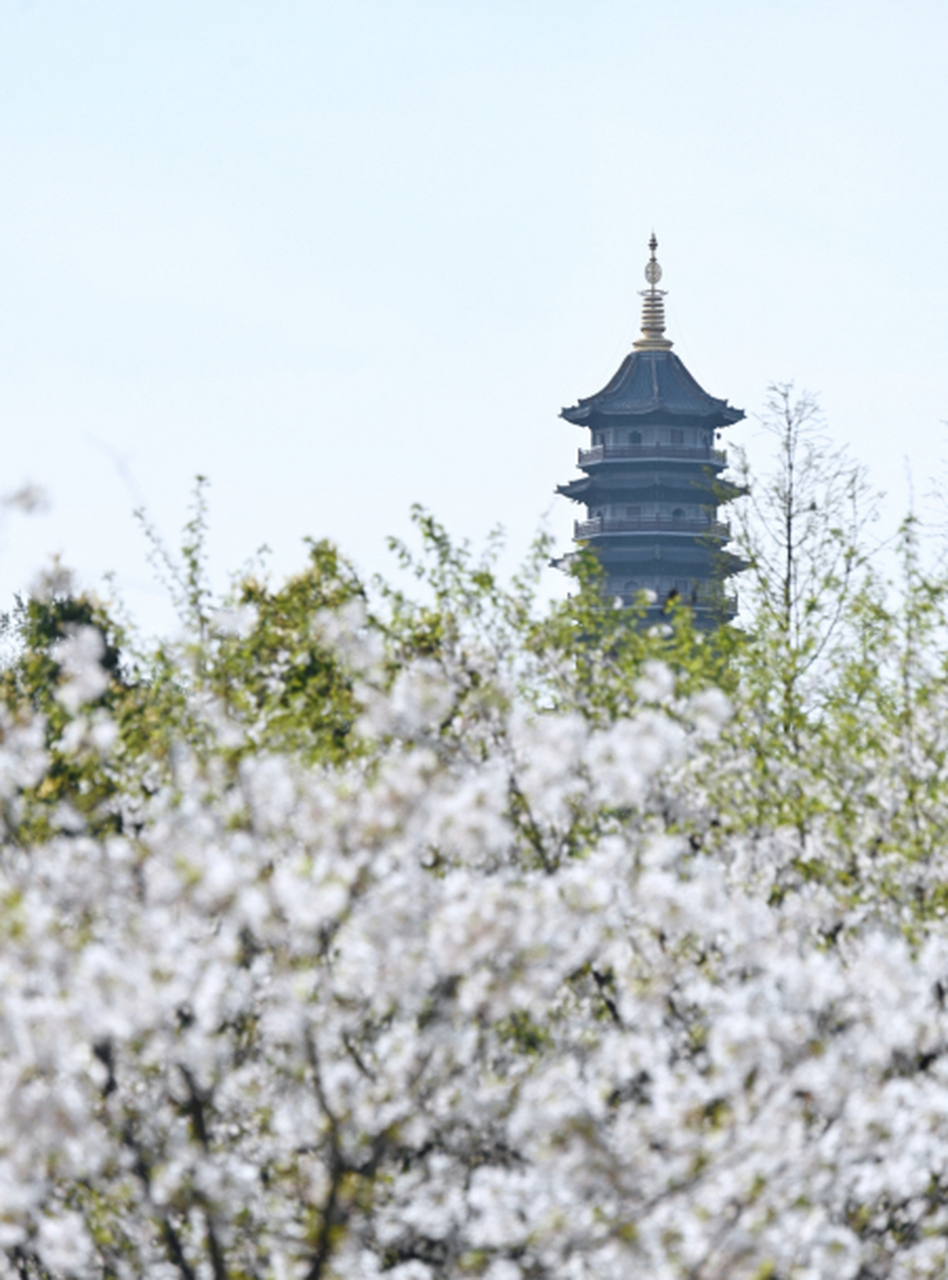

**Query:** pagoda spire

left=632, top=232, right=673, bottom=351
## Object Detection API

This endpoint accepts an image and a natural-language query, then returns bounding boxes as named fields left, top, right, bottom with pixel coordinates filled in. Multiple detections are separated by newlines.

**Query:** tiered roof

left=560, top=348, right=743, bottom=429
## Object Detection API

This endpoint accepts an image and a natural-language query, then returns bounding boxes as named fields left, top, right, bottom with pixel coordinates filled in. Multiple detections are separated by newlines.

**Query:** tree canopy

left=4, top=399, right=948, bottom=1279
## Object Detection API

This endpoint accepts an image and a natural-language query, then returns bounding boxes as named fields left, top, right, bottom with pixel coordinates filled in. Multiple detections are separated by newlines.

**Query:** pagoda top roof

left=561, top=348, right=744, bottom=429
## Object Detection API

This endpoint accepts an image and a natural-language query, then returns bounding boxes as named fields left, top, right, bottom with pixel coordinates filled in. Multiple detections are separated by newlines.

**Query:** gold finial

left=633, top=232, right=673, bottom=351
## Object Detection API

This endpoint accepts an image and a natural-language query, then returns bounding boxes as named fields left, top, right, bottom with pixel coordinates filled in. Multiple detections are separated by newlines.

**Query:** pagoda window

left=628, top=431, right=642, bottom=445
left=672, top=507, right=685, bottom=519
left=671, top=429, right=684, bottom=445
left=626, top=505, right=641, bottom=519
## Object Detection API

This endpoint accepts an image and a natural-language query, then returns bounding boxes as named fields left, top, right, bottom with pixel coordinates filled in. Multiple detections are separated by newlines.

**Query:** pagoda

left=556, top=235, right=744, bottom=623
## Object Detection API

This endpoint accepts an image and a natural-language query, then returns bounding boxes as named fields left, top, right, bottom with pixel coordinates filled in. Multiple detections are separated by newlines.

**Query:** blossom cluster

left=1, top=604, right=948, bottom=1280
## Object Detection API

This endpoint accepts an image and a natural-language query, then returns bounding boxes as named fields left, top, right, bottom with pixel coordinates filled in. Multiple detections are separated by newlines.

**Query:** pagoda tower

left=556, top=236, right=744, bottom=623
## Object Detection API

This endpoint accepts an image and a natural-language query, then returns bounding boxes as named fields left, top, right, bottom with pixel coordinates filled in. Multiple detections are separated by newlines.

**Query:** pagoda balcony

left=574, top=515, right=731, bottom=539
left=689, top=589, right=739, bottom=615
left=577, top=443, right=727, bottom=466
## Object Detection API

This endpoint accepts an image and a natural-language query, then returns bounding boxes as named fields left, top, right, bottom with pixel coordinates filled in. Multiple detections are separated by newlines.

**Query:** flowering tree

left=3, top=499, right=948, bottom=1280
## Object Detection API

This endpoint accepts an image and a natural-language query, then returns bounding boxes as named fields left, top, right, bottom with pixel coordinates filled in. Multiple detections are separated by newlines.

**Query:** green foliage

left=526, top=545, right=742, bottom=723
left=0, top=590, right=121, bottom=723
left=204, top=538, right=367, bottom=765
left=0, top=589, right=132, bottom=840
left=4, top=395, right=948, bottom=931
left=0, top=498, right=371, bottom=840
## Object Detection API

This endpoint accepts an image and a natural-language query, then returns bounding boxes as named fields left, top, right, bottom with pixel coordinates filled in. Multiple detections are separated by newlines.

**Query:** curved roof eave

left=560, top=349, right=744, bottom=428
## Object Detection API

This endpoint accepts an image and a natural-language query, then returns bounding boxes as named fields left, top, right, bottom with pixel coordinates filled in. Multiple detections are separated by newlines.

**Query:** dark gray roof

left=561, top=349, right=743, bottom=428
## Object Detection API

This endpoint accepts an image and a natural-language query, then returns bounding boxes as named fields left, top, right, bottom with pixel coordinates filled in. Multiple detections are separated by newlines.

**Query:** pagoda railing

left=644, top=590, right=740, bottom=615
left=577, top=444, right=727, bottom=466
left=688, top=589, right=739, bottom=615
left=625, top=588, right=739, bottom=616
left=574, top=515, right=731, bottom=539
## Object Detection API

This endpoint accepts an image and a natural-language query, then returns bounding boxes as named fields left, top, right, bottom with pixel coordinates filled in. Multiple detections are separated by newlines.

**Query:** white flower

left=52, top=626, right=110, bottom=713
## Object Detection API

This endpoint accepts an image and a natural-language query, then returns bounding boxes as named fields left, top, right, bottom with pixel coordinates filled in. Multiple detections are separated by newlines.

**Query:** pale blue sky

left=0, top=0, right=946, bottom=631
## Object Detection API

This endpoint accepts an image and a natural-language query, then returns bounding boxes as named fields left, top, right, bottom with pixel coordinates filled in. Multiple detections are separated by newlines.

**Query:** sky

left=0, top=0, right=946, bottom=635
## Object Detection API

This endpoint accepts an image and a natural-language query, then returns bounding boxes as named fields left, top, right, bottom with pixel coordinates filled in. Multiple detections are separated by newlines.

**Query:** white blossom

left=0, top=606, right=947, bottom=1279
left=51, top=625, right=109, bottom=713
